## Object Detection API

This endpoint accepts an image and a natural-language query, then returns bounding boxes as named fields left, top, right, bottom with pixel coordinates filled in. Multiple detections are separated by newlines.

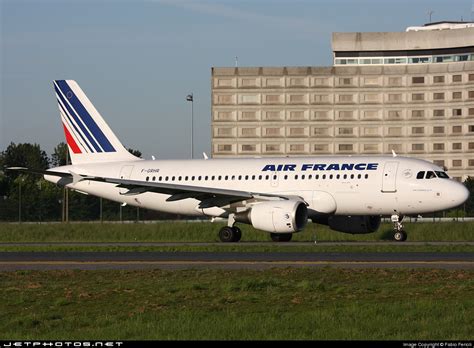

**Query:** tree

left=128, top=148, right=142, bottom=158
left=464, top=176, right=474, bottom=216
left=51, top=142, right=68, bottom=167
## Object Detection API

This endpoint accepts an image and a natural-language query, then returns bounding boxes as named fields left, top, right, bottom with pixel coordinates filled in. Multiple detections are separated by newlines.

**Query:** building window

left=241, top=78, right=257, bottom=87
left=264, top=128, right=281, bottom=136
left=433, top=76, right=445, bottom=83
left=388, top=144, right=402, bottom=152
left=452, top=92, right=462, bottom=100
left=433, top=109, right=445, bottom=117
left=338, top=144, right=353, bottom=151
left=433, top=126, right=445, bottom=134
left=452, top=126, right=462, bottom=134
left=265, top=111, right=281, bottom=120
left=289, top=127, right=306, bottom=136
left=411, top=127, right=424, bottom=135
left=314, top=78, right=329, bottom=86
left=388, top=94, right=402, bottom=102
left=338, top=110, right=353, bottom=119
left=241, top=128, right=257, bottom=137
left=313, top=144, right=329, bottom=152
left=469, top=159, right=474, bottom=167
left=469, top=142, right=474, bottom=150
left=289, top=94, right=306, bottom=103
left=411, top=110, right=424, bottom=118
left=388, top=77, right=402, bottom=86
left=313, top=127, right=330, bottom=136
left=433, top=143, right=445, bottom=151
left=339, top=78, right=353, bottom=86
left=363, top=127, right=380, bottom=136
left=412, top=93, right=424, bottom=101
left=412, top=76, right=424, bottom=84
left=433, top=93, right=445, bottom=100
left=314, top=94, right=330, bottom=103
left=363, top=144, right=379, bottom=152
left=469, top=91, right=474, bottom=99
left=241, top=111, right=258, bottom=121
left=469, top=108, right=474, bottom=116
left=241, top=144, right=256, bottom=152
left=452, top=75, right=462, bottom=83
left=387, top=127, right=402, bottom=136
left=452, top=143, right=462, bottom=150
left=469, top=74, right=474, bottom=81
left=453, top=109, right=462, bottom=117
left=289, top=144, right=305, bottom=152
left=217, top=95, right=233, bottom=104
left=265, top=144, right=280, bottom=152
left=339, top=94, right=354, bottom=102
left=314, top=111, right=329, bottom=119
left=412, top=144, right=424, bottom=151
left=216, top=128, right=234, bottom=137
left=338, top=127, right=354, bottom=135
left=216, top=111, right=234, bottom=121
left=289, top=111, right=305, bottom=120
left=469, top=125, right=474, bottom=133
left=387, top=110, right=402, bottom=119
left=217, top=144, right=232, bottom=152
left=452, top=160, right=462, bottom=167
left=266, top=95, right=281, bottom=103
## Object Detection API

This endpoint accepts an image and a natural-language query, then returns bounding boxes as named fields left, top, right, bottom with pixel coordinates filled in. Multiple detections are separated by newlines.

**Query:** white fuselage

left=44, top=155, right=469, bottom=219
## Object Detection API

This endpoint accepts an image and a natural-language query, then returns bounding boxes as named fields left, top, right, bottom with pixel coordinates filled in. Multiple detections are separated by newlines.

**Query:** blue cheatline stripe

left=58, top=101, right=90, bottom=153
left=54, top=83, right=102, bottom=153
left=56, top=80, right=116, bottom=153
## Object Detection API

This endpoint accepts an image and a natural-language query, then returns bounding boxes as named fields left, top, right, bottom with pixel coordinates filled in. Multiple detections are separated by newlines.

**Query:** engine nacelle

left=314, top=215, right=381, bottom=234
left=235, top=200, right=308, bottom=233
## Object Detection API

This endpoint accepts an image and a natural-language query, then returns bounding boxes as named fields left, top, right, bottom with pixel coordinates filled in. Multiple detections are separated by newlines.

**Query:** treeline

left=0, top=142, right=179, bottom=222
left=1, top=142, right=474, bottom=222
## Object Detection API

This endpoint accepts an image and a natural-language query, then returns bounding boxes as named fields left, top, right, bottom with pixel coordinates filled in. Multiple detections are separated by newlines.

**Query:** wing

left=6, top=167, right=300, bottom=208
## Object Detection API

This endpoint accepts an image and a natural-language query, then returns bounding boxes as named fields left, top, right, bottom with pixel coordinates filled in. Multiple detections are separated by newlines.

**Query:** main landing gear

left=391, top=214, right=407, bottom=242
left=218, top=226, right=242, bottom=243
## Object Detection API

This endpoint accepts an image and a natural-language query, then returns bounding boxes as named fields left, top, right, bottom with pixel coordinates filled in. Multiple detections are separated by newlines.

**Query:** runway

left=0, top=251, right=472, bottom=270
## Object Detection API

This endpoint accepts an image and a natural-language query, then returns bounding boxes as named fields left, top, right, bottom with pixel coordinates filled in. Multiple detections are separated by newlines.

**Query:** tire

left=270, top=233, right=293, bottom=242
left=219, top=226, right=237, bottom=243
left=232, top=226, right=242, bottom=242
left=393, top=230, right=406, bottom=242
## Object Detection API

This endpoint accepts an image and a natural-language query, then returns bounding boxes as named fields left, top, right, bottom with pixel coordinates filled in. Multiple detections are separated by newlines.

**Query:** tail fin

left=53, top=80, right=140, bottom=164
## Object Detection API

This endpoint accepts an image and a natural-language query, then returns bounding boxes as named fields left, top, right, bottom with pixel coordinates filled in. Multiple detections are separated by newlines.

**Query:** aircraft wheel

left=393, top=230, right=407, bottom=242
left=232, top=226, right=242, bottom=242
left=270, top=233, right=292, bottom=242
left=219, top=226, right=238, bottom=243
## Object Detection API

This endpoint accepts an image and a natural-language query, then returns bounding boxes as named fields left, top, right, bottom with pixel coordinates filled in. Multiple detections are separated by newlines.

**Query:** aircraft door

left=381, top=162, right=398, bottom=193
left=119, top=165, right=134, bottom=194
left=271, top=171, right=279, bottom=187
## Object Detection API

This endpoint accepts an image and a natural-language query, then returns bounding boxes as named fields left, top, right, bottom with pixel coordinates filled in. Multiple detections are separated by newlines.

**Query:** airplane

left=8, top=80, right=470, bottom=242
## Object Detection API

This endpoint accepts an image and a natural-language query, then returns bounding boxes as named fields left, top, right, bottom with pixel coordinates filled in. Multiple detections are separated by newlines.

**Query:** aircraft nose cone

left=449, top=181, right=470, bottom=207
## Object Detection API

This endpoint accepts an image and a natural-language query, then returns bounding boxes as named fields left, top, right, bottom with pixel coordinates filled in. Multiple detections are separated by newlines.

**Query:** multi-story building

left=211, top=22, right=474, bottom=181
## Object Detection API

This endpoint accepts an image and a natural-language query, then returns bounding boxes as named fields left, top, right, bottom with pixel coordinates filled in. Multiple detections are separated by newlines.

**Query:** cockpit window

left=426, top=171, right=436, bottom=179
left=435, top=171, right=450, bottom=179
left=416, top=171, right=425, bottom=179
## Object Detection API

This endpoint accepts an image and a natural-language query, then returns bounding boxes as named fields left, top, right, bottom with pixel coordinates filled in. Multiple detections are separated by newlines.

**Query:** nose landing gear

left=391, top=214, right=407, bottom=242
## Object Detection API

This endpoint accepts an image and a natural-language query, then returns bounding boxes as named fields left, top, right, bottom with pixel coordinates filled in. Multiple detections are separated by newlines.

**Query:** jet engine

left=313, top=215, right=381, bottom=234
left=235, top=200, right=308, bottom=233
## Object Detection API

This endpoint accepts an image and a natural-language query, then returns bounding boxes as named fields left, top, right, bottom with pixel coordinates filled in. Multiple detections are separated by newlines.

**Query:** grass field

left=0, top=268, right=472, bottom=340
left=0, top=221, right=473, bottom=242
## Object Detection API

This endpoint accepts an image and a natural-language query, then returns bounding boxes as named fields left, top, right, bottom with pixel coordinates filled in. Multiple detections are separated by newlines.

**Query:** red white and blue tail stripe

left=54, top=80, right=139, bottom=164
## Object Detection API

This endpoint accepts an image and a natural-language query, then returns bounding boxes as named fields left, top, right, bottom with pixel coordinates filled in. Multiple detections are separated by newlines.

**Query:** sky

left=1, top=0, right=473, bottom=160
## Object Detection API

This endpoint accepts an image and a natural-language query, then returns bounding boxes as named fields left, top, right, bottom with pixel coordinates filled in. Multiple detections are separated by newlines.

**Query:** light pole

left=186, top=93, right=194, bottom=159
left=18, top=177, right=22, bottom=223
